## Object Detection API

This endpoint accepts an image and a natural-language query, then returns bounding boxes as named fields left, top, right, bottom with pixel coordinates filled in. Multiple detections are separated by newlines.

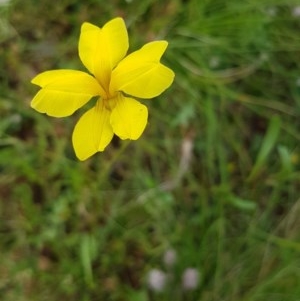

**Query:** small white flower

left=292, top=6, right=300, bottom=17
left=0, top=0, right=10, bottom=5
left=163, top=249, right=177, bottom=267
left=182, top=268, right=200, bottom=290
left=147, top=269, right=167, bottom=292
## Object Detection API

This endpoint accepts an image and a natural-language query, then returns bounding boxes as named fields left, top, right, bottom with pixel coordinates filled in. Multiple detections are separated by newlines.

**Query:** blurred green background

left=1, top=0, right=300, bottom=300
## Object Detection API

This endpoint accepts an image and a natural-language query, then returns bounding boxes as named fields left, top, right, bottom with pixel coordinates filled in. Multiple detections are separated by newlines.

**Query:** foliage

left=1, top=0, right=300, bottom=300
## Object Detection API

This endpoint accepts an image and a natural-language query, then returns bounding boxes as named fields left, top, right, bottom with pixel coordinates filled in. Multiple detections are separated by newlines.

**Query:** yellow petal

left=79, top=18, right=129, bottom=90
left=110, top=41, right=175, bottom=99
left=31, top=70, right=104, bottom=117
left=72, top=100, right=114, bottom=160
left=110, top=94, right=148, bottom=140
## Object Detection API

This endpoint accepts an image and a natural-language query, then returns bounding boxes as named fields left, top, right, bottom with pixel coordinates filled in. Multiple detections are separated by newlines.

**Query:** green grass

left=1, top=0, right=300, bottom=300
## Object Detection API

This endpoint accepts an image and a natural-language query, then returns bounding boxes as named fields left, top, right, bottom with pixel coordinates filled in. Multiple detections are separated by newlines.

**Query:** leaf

left=248, top=115, right=281, bottom=181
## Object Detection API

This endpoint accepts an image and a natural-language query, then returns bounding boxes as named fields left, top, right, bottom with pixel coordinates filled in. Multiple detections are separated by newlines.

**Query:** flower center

left=102, top=92, right=119, bottom=111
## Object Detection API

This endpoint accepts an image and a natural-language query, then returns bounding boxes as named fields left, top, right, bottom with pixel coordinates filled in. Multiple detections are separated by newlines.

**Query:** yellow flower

left=31, top=17, right=175, bottom=160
